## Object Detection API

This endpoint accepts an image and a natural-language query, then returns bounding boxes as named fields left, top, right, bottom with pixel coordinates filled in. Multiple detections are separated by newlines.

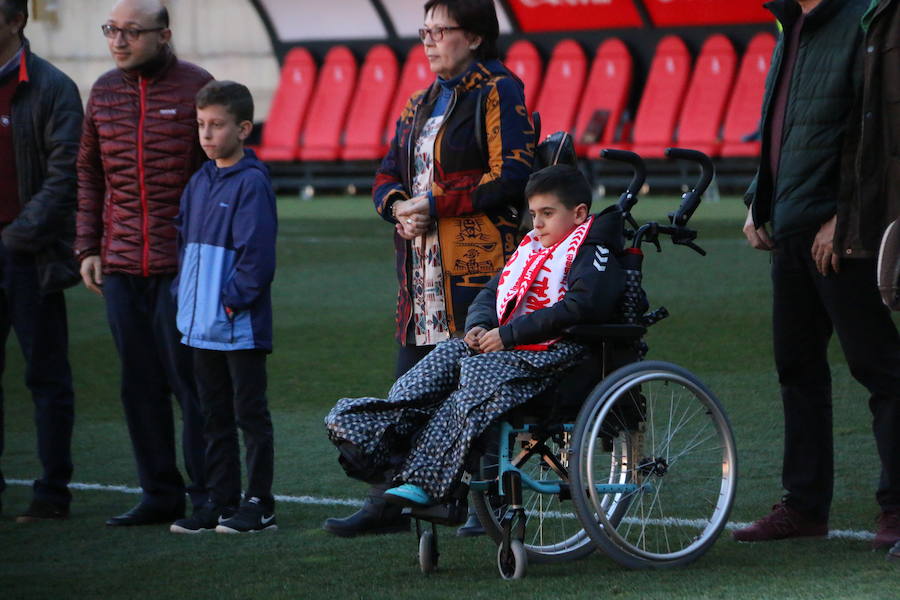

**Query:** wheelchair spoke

left=573, top=363, right=737, bottom=567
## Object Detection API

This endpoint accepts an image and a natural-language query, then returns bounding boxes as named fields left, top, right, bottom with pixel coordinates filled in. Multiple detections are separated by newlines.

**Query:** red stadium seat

left=298, top=45, right=358, bottom=161
left=257, top=47, right=316, bottom=162
left=675, top=34, right=738, bottom=157
left=533, top=39, right=587, bottom=139
left=720, top=32, right=776, bottom=157
left=341, top=45, right=399, bottom=161
left=505, top=39, right=543, bottom=112
left=382, top=46, right=432, bottom=155
left=573, top=38, right=633, bottom=158
left=629, top=35, right=692, bottom=158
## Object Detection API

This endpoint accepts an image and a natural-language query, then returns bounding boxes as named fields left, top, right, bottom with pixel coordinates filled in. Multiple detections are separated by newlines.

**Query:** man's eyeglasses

left=101, top=23, right=165, bottom=42
left=418, top=25, right=463, bottom=42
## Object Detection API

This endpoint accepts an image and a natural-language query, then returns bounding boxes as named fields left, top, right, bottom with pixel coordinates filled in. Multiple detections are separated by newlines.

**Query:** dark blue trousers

left=0, top=241, right=75, bottom=508
left=194, top=349, right=273, bottom=508
left=773, top=232, right=900, bottom=520
left=103, top=273, right=206, bottom=510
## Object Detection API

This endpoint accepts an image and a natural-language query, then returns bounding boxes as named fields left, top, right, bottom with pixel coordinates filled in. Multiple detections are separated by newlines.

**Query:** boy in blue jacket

left=170, top=81, right=278, bottom=534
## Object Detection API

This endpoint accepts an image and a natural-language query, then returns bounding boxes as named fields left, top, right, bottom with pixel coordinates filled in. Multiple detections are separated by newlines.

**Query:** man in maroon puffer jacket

left=75, top=0, right=212, bottom=527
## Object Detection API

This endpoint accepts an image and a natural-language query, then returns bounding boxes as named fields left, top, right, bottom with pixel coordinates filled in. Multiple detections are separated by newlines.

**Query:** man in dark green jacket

left=737, top=0, right=900, bottom=548
left=0, top=0, right=82, bottom=521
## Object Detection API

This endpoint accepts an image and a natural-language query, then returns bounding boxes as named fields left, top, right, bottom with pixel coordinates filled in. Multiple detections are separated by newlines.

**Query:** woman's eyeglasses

left=418, top=25, right=463, bottom=42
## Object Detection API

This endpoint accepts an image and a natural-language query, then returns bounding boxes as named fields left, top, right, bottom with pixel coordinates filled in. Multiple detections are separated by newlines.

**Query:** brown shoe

left=15, top=499, right=70, bottom=523
left=873, top=509, right=900, bottom=549
left=732, top=503, right=827, bottom=542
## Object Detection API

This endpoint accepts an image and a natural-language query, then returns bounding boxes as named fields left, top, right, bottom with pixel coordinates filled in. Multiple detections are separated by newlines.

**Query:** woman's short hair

left=423, top=0, right=499, bottom=61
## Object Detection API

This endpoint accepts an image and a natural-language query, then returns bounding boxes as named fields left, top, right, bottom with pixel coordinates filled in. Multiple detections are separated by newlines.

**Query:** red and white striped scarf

left=496, top=216, right=593, bottom=350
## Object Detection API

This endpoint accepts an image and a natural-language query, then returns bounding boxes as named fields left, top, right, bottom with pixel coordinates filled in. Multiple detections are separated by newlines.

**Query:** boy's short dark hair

left=195, top=80, right=254, bottom=124
left=423, top=0, right=499, bottom=61
left=525, top=165, right=593, bottom=210
left=1, top=0, right=28, bottom=32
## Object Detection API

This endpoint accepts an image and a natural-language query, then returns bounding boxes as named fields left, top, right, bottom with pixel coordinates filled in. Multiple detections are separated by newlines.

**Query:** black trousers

left=772, top=232, right=900, bottom=520
left=0, top=241, right=75, bottom=507
left=193, top=349, right=273, bottom=508
left=104, top=273, right=206, bottom=510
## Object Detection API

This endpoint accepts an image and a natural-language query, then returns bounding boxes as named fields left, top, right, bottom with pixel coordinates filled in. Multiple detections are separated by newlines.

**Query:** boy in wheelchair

left=325, top=165, right=627, bottom=511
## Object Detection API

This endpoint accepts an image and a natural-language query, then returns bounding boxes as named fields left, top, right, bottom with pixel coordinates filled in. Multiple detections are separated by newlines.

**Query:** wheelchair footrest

left=404, top=501, right=468, bottom=527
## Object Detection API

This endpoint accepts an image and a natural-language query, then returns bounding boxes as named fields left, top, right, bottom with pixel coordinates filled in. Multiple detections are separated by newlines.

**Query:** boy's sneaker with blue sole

left=215, top=497, right=277, bottom=533
left=170, top=503, right=236, bottom=534
left=383, top=484, right=434, bottom=508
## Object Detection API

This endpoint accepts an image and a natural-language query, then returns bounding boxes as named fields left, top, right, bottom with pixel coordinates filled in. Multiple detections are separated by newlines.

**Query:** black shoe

left=456, top=511, right=486, bottom=537
left=170, top=503, right=236, bottom=534
left=322, top=496, right=410, bottom=538
left=889, top=540, right=900, bottom=562
left=215, top=497, right=276, bottom=533
left=16, top=499, right=70, bottom=523
left=106, top=501, right=185, bottom=527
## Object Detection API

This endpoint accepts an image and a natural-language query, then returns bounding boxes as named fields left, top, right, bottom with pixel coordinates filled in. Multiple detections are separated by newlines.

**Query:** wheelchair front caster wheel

left=418, top=530, right=438, bottom=574
left=497, top=539, right=527, bottom=580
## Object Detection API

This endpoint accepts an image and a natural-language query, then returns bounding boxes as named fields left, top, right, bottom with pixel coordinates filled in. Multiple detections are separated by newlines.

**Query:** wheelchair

left=406, top=148, right=738, bottom=580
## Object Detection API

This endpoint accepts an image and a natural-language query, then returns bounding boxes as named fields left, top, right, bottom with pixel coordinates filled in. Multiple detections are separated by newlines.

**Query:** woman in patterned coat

left=323, top=0, right=534, bottom=538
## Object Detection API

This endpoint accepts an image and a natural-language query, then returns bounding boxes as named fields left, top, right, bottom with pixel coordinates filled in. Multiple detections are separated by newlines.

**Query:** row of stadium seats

left=256, top=32, right=775, bottom=164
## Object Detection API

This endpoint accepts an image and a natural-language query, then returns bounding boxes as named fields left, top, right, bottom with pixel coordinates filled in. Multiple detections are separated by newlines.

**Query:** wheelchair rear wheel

left=471, top=429, right=613, bottom=564
left=570, top=360, right=737, bottom=569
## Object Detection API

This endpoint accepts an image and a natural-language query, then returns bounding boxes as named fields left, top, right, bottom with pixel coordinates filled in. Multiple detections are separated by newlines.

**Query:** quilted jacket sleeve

left=74, top=90, right=105, bottom=260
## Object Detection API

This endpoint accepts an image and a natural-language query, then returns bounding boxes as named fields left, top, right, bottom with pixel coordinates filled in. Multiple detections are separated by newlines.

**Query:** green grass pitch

left=0, top=195, right=897, bottom=599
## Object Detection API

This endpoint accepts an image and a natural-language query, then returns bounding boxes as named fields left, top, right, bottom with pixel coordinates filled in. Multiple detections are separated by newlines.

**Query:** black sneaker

left=215, top=497, right=277, bottom=533
left=16, top=499, right=70, bottom=523
left=170, top=503, right=236, bottom=534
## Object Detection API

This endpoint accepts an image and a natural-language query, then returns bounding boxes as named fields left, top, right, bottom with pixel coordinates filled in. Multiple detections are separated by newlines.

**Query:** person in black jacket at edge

left=736, top=0, right=900, bottom=551
left=0, top=0, right=83, bottom=522
left=325, top=166, right=626, bottom=513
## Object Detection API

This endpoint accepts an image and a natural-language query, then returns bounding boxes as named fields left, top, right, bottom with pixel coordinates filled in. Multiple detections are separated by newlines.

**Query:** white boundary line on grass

left=7, top=479, right=875, bottom=541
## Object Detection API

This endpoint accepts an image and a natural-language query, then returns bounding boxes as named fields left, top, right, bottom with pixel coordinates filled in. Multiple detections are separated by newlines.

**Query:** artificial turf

left=0, top=194, right=897, bottom=599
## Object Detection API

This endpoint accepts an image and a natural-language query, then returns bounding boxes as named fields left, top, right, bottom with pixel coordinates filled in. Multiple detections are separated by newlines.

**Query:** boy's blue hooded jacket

left=175, top=149, right=277, bottom=351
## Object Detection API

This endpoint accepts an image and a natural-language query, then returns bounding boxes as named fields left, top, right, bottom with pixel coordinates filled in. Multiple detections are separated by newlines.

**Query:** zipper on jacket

left=138, top=76, right=150, bottom=277
left=187, top=240, right=201, bottom=343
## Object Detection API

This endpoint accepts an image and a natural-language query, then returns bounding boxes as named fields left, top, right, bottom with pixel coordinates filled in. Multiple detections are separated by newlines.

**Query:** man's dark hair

left=0, top=0, right=28, bottom=33
left=156, top=5, right=169, bottom=28
left=423, top=0, right=499, bottom=61
left=525, top=165, right=593, bottom=210
left=196, top=80, right=254, bottom=124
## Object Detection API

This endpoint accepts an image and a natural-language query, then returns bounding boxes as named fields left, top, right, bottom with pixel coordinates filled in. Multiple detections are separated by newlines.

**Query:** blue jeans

left=0, top=241, right=74, bottom=508
left=103, top=273, right=206, bottom=509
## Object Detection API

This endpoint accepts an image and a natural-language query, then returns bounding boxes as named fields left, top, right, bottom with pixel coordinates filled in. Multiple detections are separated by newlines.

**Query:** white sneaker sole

left=214, top=524, right=278, bottom=534
left=170, top=524, right=214, bottom=534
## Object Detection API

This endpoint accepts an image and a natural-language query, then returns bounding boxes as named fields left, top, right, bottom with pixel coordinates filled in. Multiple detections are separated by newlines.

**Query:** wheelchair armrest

left=562, top=323, right=646, bottom=344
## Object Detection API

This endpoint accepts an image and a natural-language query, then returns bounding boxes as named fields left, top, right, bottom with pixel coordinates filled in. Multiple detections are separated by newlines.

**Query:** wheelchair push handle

left=600, top=149, right=646, bottom=215
left=664, top=147, right=714, bottom=228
